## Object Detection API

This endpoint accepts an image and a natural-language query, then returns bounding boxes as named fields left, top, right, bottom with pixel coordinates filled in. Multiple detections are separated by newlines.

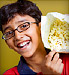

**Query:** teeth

left=23, top=42, right=27, bottom=46
left=20, top=44, right=23, bottom=46
left=20, top=41, right=29, bottom=47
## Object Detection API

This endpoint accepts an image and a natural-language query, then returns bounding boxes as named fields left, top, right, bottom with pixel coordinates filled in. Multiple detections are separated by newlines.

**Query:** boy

left=0, top=0, right=66, bottom=75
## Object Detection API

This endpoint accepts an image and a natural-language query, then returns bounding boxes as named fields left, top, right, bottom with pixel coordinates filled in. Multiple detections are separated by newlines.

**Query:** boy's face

left=2, top=14, right=42, bottom=57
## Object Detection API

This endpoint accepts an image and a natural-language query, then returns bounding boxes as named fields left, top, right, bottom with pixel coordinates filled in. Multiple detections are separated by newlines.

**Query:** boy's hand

left=41, top=51, right=64, bottom=75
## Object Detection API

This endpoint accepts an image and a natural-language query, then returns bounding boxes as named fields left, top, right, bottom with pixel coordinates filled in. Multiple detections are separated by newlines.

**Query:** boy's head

left=0, top=0, right=42, bottom=32
left=0, top=0, right=43, bottom=57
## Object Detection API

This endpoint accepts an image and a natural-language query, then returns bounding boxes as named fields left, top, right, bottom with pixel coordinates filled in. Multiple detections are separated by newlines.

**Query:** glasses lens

left=18, top=22, right=30, bottom=32
left=3, top=31, right=14, bottom=40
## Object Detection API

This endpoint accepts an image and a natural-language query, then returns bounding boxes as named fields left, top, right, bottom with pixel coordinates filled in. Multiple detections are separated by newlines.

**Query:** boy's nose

left=14, top=30, right=23, bottom=41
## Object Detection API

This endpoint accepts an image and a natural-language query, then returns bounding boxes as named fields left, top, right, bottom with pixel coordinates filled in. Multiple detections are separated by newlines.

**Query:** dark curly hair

left=0, top=0, right=42, bottom=32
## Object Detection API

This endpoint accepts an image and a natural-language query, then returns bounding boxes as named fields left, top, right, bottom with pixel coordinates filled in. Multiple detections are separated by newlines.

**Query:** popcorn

left=41, top=12, right=69, bottom=52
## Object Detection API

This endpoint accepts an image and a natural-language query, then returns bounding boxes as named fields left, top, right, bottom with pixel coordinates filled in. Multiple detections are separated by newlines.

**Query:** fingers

left=56, top=59, right=64, bottom=73
left=42, top=51, right=64, bottom=75
left=45, top=51, right=57, bottom=67
left=46, top=51, right=56, bottom=62
left=57, top=59, right=62, bottom=65
left=59, top=63, right=64, bottom=73
left=52, top=53, right=59, bottom=64
left=52, top=54, right=64, bottom=74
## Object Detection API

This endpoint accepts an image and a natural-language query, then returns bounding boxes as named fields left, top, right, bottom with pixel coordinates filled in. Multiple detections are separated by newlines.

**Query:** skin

left=41, top=51, right=64, bottom=75
left=2, top=14, right=64, bottom=74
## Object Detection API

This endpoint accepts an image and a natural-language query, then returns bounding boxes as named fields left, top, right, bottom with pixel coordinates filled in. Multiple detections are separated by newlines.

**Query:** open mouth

left=17, top=41, right=30, bottom=48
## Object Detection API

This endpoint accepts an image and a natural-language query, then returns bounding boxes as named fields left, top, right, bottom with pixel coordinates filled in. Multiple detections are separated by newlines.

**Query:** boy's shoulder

left=3, top=66, right=19, bottom=75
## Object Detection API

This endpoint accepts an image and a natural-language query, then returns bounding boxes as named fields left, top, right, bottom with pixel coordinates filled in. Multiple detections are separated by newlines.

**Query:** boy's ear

left=38, top=22, right=41, bottom=30
left=38, top=22, right=41, bottom=36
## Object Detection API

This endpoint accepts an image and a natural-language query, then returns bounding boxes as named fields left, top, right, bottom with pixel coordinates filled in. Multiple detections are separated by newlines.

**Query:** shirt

left=3, top=48, right=69, bottom=75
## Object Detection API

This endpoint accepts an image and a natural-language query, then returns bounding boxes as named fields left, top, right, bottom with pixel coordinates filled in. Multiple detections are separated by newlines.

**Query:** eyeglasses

left=2, top=22, right=38, bottom=40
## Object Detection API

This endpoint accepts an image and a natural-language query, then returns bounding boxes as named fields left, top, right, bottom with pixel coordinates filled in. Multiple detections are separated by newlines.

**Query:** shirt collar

left=17, top=56, right=37, bottom=75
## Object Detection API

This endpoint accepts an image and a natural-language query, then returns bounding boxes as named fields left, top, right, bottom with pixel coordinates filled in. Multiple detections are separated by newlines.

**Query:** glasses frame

left=2, top=22, right=38, bottom=40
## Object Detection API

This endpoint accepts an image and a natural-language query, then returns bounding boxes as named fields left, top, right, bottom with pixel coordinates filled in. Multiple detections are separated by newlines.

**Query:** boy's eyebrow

left=3, top=26, right=11, bottom=33
left=3, top=20, right=28, bottom=32
left=16, top=19, right=28, bottom=23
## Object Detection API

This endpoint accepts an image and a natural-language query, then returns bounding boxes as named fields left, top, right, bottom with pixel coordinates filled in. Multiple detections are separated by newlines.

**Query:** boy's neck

left=24, top=45, right=47, bottom=73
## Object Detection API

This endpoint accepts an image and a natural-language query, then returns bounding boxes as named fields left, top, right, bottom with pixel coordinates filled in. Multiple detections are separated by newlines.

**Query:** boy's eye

left=5, top=31, right=13, bottom=36
left=21, top=24, right=27, bottom=28
left=19, top=24, right=28, bottom=30
left=19, top=22, right=29, bottom=30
